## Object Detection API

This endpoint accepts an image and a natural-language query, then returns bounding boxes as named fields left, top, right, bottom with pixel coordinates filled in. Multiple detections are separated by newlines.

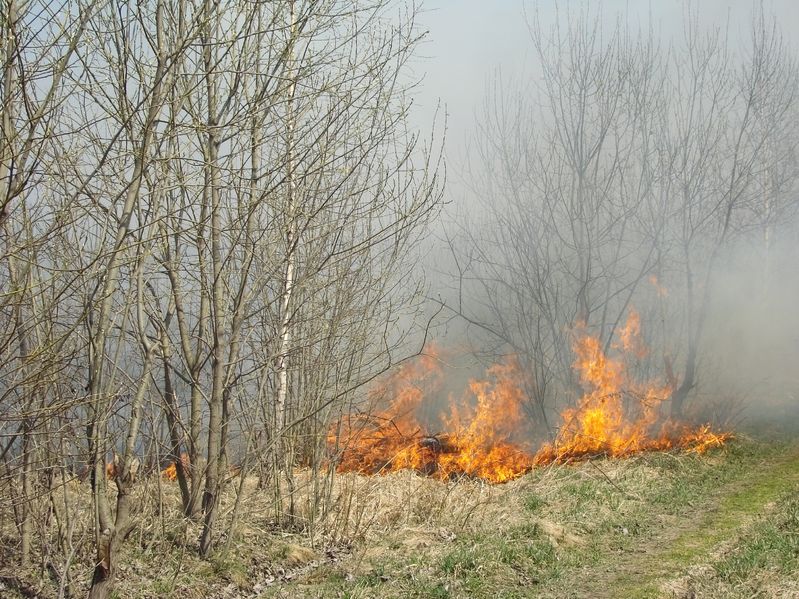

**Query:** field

left=2, top=437, right=798, bottom=598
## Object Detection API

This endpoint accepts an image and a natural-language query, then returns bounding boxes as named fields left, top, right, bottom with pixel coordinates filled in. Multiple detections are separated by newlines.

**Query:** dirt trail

left=564, top=446, right=799, bottom=598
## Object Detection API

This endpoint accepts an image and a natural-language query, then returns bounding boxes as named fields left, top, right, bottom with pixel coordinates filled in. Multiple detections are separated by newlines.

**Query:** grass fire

left=330, top=311, right=730, bottom=483
left=3, top=2, right=798, bottom=597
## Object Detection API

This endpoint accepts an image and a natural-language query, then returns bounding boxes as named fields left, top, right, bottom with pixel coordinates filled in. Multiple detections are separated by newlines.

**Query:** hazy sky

left=412, top=0, right=799, bottom=180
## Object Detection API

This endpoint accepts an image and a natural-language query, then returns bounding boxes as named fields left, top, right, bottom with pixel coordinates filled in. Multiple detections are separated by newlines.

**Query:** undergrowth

left=1, top=439, right=797, bottom=598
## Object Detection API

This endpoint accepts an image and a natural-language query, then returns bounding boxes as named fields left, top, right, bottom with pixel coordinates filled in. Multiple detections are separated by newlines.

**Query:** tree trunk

left=671, top=344, right=697, bottom=420
left=199, top=0, right=224, bottom=555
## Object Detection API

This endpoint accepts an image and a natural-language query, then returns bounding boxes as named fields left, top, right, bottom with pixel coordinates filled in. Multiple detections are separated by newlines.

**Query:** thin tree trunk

left=199, top=0, right=225, bottom=555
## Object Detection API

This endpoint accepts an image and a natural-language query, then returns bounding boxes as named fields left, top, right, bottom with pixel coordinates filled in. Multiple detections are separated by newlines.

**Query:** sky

left=411, top=0, right=799, bottom=181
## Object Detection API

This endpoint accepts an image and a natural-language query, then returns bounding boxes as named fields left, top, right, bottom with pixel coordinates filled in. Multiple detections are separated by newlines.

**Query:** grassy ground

left=264, top=439, right=799, bottom=599
left=2, top=438, right=798, bottom=598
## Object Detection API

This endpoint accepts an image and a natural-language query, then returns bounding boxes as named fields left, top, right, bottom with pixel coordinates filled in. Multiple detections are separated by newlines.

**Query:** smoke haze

left=412, top=0, right=799, bottom=437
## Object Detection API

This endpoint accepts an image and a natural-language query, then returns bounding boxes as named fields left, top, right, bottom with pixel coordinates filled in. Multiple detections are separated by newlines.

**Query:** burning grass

left=330, top=353, right=537, bottom=483
left=330, top=311, right=730, bottom=483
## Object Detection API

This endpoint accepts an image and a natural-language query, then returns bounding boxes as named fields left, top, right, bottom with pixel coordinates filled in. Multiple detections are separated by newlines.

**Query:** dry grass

left=1, top=440, right=797, bottom=598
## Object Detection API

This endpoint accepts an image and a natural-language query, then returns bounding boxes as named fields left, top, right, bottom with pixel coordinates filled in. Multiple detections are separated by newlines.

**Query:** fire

left=438, top=360, right=536, bottom=482
left=331, top=314, right=729, bottom=483
left=160, top=453, right=239, bottom=481
left=161, top=453, right=190, bottom=481
left=649, top=275, right=668, bottom=297
left=162, top=463, right=178, bottom=481
left=330, top=348, right=535, bottom=483
left=535, top=311, right=730, bottom=464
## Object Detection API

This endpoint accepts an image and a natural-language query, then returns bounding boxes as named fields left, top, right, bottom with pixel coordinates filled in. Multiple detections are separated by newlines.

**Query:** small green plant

left=523, top=538, right=556, bottom=564
left=359, top=564, right=389, bottom=587
left=496, top=539, right=520, bottom=565
left=563, top=480, right=602, bottom=504
left=507, top=522, right=539, bottom=539
left=427, top=582, right=451, bottom=598
left=209, top=552, right=248, bottom=587
left=523, top=493, right=546, bottom=512
left=441, top=546, right=477, bottom=575
left=150, top=579, right=174, bottom=596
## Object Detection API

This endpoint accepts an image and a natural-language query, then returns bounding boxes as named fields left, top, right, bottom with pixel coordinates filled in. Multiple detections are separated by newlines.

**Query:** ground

left=2, top=437, right=798, bottom=598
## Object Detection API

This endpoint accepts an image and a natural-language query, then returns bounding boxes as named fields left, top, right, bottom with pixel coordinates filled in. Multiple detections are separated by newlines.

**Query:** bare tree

left=0, top=0, right=441, bottom=595
left=664, top=9, right=799, bottom=417
left=0, top=0, right=101, bottom=573
left=450, top=4, right=799, bottom=432
left=449, top=9, right=666, bottom=432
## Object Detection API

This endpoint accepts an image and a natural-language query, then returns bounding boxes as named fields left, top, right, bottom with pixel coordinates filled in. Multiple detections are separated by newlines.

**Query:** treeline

left=447, top=6, right=799, bottom=434
left=0, top=1, right=441, bottom=596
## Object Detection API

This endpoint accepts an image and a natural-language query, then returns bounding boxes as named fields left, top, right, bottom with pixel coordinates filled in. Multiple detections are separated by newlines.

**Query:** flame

left=160, top=453, right=240, bottom=481
left=330, top=348, right=535, bottom=483
left=535, top=311, right=730, bottom=464
left=162, top=463, right=178, bottom=481
left=615, top=310, right=647, bottom=358
left=438, top=359, right=536, bottom=482
left=649, top=274, right=668, bottom=297
left=331, top=313, right=729, bottom=483
left=161, top=453, right=190, bottom=481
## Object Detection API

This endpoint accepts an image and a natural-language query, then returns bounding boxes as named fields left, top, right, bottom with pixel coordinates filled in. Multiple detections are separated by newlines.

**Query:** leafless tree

left=0, top=0, right=440, bottom=594
left=448, top=9, right=666, bottom=431
left=663, top=8, right=799, bottom=417
left=449, top=4, right=799, bottom=432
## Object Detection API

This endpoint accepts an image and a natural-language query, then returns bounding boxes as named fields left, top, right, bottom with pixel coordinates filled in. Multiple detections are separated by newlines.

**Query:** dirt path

left=564, top=446, right=799, bottom=598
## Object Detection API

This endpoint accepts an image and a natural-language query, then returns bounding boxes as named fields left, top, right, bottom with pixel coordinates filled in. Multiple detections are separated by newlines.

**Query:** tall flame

left=331, top=313, right=729, bottom=483
left=535, top=311, right=729, bottom=464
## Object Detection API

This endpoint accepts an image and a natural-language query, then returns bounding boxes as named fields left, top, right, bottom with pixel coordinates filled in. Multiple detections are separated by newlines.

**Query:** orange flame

left=649, top=275, right=668, bottom=297
left=535, top=311, right=730, bottom=464
left=161, top=453, right=190, bottom=481
left=331, top=314, right=729, bottom=483
left=330, top=348, right=535, bottom=483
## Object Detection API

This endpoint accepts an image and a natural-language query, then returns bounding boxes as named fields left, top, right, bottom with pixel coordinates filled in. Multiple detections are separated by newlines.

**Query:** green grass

left=440, top=546, right=478, bottom=575
left=711, top=493, right=799, bottom=588
left=523, top=492, right=546, bottom=513
left=601, top=442, right=799, bottom=598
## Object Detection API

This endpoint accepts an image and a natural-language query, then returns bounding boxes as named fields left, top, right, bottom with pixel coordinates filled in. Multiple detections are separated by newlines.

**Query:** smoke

left=411, top=0, right=799, bottom=439
left=699, top=231, right=799, bottom=434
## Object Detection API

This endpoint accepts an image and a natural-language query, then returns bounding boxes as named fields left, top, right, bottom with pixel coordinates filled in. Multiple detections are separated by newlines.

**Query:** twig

left=588, top=459, right=642, bottom=501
